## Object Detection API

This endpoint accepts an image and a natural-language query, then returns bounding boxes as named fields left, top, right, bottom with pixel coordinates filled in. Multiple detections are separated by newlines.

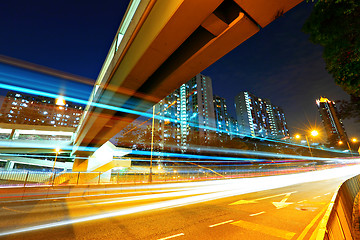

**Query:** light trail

left=1, top=164, right=360, bottom=237
left=1, top=187, right=196, bottom=203
left=0, top=81, right=351, bottom=156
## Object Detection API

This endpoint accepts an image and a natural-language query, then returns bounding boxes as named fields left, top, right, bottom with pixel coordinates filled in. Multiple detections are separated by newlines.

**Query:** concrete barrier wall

left=321, top=174, right=360, bottom=240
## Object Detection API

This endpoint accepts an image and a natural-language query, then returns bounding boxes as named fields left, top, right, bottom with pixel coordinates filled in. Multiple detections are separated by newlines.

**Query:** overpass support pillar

left=72, top=142, right=131, bottom=183
left=72, top=158, right=89, bottom=172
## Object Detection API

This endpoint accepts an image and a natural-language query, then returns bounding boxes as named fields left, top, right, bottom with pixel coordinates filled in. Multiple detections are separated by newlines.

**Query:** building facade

left=272, top=106, right=290, bottom=138
left=0, top=91, right=83, bottom=128
left=234, top=91, right=289, bottom=139
left=228, top=116, right=240, bottom=139
left=213, top=95, right=230, bottom=136
left=154, top=73, right=216, bottom=151
left=316, top=97, right=348, bottom=146
left=154, top=89, right=182, bottom=151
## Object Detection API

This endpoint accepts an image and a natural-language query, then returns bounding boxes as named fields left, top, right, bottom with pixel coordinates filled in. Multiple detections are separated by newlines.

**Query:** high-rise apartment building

left=0, top=91, right=83, bottom=128
left=272, top=106, right=290, bottom=138
left=228, top=116, right=240, bottom=139
left=316, top=97, right=348, bottom=146
left=213, top=95, right=240, bottom=139
left=154, top=73, right=215, bottom=151
left=213, top=95, right=230, bottom=136
left=154, top=89, right=181, bottom=151
left=234, top=91, right=289, bottom=139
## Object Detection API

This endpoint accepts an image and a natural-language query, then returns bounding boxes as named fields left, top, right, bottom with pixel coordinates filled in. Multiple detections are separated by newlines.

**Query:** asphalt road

left=0, top=165, right=359, bottom=240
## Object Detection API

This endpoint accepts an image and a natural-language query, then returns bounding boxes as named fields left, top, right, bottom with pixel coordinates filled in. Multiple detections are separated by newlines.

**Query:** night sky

left=1, top=1, right=358, bottom=139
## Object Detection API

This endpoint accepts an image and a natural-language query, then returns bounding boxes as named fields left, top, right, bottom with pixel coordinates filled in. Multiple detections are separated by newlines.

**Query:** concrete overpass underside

left=72, top=0, right=303, bottom=169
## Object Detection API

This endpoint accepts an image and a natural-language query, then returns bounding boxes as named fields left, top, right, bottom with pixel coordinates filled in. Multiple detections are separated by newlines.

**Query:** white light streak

left=1, top=164, right=360, bottom=237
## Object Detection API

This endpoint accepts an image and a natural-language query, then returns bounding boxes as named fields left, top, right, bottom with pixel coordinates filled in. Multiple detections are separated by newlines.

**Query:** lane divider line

left=250, top=211, right=266, bottom=217
left=297, top=200, right=307, bottom=203
left=324, top=192, right=331, bottom=196
left=158, top=233, right=184, bottom=240
left=296, top=203, right=329, bottom=240
left=2, top=206, right=28, bottom=213
left=315, top=190, right=339, bottom=239
left=209, top=220, right=234, bottom=228
left=313, top=196, right=320, bottom=199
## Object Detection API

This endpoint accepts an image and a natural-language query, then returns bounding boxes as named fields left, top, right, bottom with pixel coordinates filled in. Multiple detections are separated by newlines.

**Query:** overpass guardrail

left=318, top=174, right=360, bottom=240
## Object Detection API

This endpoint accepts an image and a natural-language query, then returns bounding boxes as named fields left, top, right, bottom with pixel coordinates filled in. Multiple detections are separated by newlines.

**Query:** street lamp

left=338, top=140, right=343, bottom=145
left=294, top=131, right=318, bottom=158
left=55, top=96, right=66, bottom=106
left=307, top=129, right=319, bottom=157
left=352, top=138, right=358, bottom=143
left=311, top=130, right=319, bottom=137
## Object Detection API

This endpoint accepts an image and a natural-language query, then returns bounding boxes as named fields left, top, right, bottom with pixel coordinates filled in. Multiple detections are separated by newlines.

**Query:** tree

left=337, top=95, right=360, bottom=122
left=303, top=0, right=360, bottom=96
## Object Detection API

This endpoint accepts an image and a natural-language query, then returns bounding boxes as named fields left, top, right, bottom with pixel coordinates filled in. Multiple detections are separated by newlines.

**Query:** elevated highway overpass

left=72, top=0, right=303, bottom=170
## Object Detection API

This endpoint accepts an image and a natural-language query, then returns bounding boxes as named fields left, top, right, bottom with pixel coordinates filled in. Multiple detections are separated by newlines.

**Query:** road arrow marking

left=229, top=191, right=297, bottom=205
left=272, top=192, right=293, bottom=209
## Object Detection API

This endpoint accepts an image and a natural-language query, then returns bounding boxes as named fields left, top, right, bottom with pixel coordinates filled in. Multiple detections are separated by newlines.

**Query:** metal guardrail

left=318, top=174, right=360, bottom=239
left=0, top=163, right=349, bottom=187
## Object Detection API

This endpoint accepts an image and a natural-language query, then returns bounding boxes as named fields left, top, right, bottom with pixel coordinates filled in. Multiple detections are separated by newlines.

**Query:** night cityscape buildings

left=213, top=95, right=230, bottom=137
left=316, top=97, right=349, bottom=146
left=213, top=95, right=240, bottom=140
left=234, top=91, right=290, bottom=139
left=154, top=73, right=216, bottom=151
left=152, top=75, right=290, bottom=152
left=0, top=91, right=83, bottom=128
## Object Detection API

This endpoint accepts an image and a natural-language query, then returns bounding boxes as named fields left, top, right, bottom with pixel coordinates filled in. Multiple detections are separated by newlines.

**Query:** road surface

left=0, top=165, right=359, bottom=240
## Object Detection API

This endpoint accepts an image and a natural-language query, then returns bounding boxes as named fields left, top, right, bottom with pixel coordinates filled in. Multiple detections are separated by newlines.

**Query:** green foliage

left=303, top=0, right=360, bottom=96
left=338, top=95, right=360, bottom=122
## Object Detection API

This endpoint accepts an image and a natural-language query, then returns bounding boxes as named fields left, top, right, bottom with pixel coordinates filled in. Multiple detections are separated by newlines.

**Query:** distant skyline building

left=316, top=96, right=348, bottom=146
left=228, top=116, right=240, bottom=139
left=234, top=91, right=289, bottom=139
left=0, top=91, right=83, bottom=128
left=213, top=95, right=230, bottom=136
left=154, top=89, right=181, bottom=151
left=272, top=106, right=290, bottom=138
left=154, top=73, right=216, bottom=151
left=213, top=95, right=240, bottom=139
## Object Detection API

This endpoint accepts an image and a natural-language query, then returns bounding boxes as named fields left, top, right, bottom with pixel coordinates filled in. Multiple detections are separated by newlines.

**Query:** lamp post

left=307, top=130, right=319, bottom=158
left=51, top=147, right=61, bottom=172
left=294, top=130, right=318, bottom=158
left=149, top=105, right=155, bottom=183
left=305, top=135, right=313, bottom=158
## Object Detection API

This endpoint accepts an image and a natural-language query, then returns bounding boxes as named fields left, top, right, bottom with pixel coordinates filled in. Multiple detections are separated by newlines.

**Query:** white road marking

left=297, top=200, right=307, bottom=203
left=272, top=192, right=294, bottom=209
left=313, top=196, right=320, bottom=199
left=296, top=204, right=329, bottom=240
left=230, top=191, right=297, bottom=205
left=250, top=211, right=266, bottom=216
left=158, top=233, right=184, bottom=240
left=209, top=220, right=234, bottom=227
left=324, top=192, right=331, bottom=195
